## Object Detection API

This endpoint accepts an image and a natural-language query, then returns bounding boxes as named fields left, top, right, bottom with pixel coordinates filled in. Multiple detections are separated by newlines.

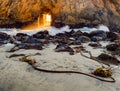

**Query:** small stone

left=69, top=52, right=74, bottom=55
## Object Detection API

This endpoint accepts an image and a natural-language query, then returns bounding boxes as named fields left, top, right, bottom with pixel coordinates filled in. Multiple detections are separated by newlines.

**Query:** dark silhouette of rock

left=0, top=32, right=10, bottom=45
left=55, top=44, right=74, bottom=53
left=89, top=30, right=107, bottom=42
left=32, top=30, right=49, bottom=39
left=15, top=33, right=30, bottom=42
left=9, top=43, right=43, bottom=52
left=107, top=32, right=120, bottom=41
left=88, top=42, right=101, bottom=47
left=97, top=53, right=120, bottom=65
left=106, top=44, right=119, bottom=51
left=0, top=32, right=10, bottom=41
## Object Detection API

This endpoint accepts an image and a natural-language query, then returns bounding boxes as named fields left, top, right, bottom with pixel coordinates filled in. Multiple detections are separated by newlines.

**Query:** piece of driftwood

left=8, top=52, right=41, bottom=58
left=8, top=54, right=25, bottom=58
left=80, top=51, right=111, bottom=67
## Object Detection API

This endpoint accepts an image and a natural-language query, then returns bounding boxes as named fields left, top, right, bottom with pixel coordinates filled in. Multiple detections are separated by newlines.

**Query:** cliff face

left=0, top=0, right=120, bottom=30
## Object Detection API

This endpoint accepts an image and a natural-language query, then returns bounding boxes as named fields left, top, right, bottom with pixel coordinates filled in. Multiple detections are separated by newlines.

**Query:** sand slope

left=0, top=43, right=120, bottom=91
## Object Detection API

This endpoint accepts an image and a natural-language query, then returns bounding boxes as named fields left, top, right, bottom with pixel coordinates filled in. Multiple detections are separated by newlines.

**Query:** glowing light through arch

left=43, top=14, right=52, bottom=27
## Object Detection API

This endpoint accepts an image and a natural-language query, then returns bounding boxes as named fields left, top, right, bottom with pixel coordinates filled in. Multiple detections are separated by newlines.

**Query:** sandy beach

left=0, top=41, right=120, bottom=91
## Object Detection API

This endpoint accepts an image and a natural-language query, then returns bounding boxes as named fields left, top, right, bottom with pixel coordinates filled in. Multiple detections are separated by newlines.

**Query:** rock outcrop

left=0, top=0, right=120, bottom=31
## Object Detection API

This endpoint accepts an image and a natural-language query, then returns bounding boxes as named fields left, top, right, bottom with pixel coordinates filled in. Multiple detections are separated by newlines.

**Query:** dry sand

left=0, top=42, right=120, bottom=91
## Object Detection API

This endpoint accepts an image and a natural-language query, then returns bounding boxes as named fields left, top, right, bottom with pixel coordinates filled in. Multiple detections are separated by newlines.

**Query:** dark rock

left=55, top=33, right=66, bottom=37
left=107, top=32, right=119, bottom=41
left=16, top=33, right=28, bottom=37
left=72, top=30, right=83, bottom=38
left=69, top=36, right=90, bottom=45
left=9, top=43, right=43, bottom=52
left=22, top=37, right=44, bottom=45
left=16, top=33, right=30, bottom=42
left=89, top=30, right=107, bottom=40
left=55, top=44, right=74, bottom=53
left=0, top=32, right=10, bottom=45
left=90, top=36, right=103, bottom=42
left=32, top=30, right=49, bottom=39
left=65, top=30, right=75, bottom=37
left=77, top=36, right=90, bottom=43
left=97, top=53, right=120, bottom=65
left=88, top=42, right=101, bottom=47
left=0, top=32, right=10, bottom=41
left=83, top=32, right=90, bottom=37
left=106, top=44, right=119, bottom=51
left=69, top=52, right=74, bottom=55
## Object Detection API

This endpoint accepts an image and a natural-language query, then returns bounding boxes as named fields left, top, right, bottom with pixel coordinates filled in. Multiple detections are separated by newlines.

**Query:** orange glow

left=22, top=14, right=52, bottom=31
left=43, top=14, right=52, bottom=26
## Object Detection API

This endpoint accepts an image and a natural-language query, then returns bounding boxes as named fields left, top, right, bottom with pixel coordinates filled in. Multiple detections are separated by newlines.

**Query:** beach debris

left=97, top=53, right=120, bottom=65
left=92, top=67, right=112, bottom=77
left=73, top=45, right=85, bottom=53
left=18, top=56, right=115, bottom=83
left=55, top=44, right=74, bottom=53
left=19, top=56, right=36, bottom=65
left=80, top=51, right=110, bottom=67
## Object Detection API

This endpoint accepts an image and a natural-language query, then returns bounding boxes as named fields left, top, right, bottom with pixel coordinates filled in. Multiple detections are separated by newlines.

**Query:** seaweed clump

left=92, top=67, right=112, bottom=77
left=19, top=56, right=36, bottom=65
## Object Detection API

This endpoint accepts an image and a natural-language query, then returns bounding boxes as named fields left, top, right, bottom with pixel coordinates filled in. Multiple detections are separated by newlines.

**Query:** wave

left=0, top=24, right=109, bottom=36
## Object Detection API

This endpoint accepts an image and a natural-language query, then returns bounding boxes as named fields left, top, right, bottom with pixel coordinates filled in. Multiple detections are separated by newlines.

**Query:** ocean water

left=0, top=24, right=109, bottom=36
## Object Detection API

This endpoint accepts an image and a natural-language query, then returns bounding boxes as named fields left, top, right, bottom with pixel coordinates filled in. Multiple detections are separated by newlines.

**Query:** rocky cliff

left=0, top=0, right=120, bottom=31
